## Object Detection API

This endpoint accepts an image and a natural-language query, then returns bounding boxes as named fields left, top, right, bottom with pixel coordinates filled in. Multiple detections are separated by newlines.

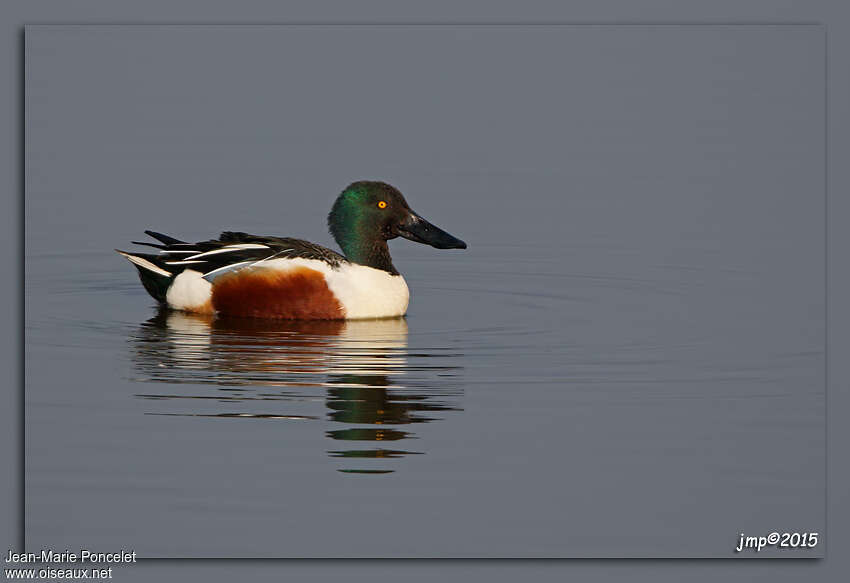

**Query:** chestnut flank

left=211, top=267, right=345, bottom=319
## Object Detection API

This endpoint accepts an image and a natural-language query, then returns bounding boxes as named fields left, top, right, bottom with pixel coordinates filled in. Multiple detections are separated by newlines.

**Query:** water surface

left=25, top=242, right=824, bottom=557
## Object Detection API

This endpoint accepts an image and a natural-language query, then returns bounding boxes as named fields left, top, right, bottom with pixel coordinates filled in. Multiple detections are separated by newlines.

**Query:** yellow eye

left=377, top=201, right=387, bottom=209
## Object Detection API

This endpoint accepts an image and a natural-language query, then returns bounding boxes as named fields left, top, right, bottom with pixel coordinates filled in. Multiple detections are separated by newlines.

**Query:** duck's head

left=328, top=181, right=467, bottom=273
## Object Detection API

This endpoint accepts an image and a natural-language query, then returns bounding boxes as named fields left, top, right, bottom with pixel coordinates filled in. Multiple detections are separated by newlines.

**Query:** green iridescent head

left=327, top=181, right=466, bottom=273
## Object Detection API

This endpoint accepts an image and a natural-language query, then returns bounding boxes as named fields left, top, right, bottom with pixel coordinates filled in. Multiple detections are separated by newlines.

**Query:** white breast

left=325, top=263, right=410, bottom=319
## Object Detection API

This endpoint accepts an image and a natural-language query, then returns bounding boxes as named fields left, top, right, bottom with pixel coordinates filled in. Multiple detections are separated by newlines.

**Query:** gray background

left=24, top=24, right=824, bottom=558
left=3, top=0, right=849, bottom=580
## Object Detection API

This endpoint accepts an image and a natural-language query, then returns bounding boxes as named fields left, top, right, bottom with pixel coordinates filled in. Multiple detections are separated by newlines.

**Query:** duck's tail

left=115, top=249, right=174, bottom=303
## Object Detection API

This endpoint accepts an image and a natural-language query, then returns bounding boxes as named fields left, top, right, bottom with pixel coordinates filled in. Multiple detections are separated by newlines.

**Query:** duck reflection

left=130, top=309, right=462, bottom=474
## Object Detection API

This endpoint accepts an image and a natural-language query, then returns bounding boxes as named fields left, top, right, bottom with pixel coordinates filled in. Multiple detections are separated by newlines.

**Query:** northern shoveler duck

left=117, top=181, right=467, bottom=319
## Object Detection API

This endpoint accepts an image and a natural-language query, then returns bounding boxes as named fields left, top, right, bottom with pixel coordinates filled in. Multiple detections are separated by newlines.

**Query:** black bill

left=397, top=212, right=467, bottom=250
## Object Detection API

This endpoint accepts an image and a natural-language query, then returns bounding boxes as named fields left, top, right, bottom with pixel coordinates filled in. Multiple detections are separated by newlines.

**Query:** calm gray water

left=25, top=238, right=824, bottom=557
left=25, top=25, right=825, bottom=557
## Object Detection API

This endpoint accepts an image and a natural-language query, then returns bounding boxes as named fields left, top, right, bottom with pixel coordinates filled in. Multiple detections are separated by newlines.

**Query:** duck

left=116, top=181, right=467, bottom=320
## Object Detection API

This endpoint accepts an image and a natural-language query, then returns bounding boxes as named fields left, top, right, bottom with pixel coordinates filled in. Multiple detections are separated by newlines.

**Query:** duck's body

left=118, top=182, right=465, bottom=320
left=120, top=232, right=410, bottom=319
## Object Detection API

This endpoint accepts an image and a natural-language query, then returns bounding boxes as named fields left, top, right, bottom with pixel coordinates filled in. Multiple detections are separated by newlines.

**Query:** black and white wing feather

left=121, top=230, right=348, bottom=282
